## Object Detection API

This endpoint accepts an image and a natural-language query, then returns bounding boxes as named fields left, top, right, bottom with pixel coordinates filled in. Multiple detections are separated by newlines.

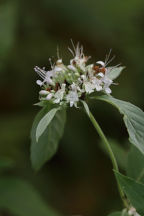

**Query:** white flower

left=36, top=80, right=44, bottom=86
left=69, top=42, right=90, bottom=71
left=46, top=93, right=54, bottom=100
left=67, top=65, right=77, bottom=71
left=34, top=66, right=46, bottom=80
left=101, top=71, right=113, bottom=94
left=91, top=77, right=103, bottom=91
left=79, top=76, right=94, bottom=93
left=66, top=90, right=79, bottom=107
left=71, top=83, right=78, bottom=91
left=84, top=82, right=95, bottom=93
left=104, top=87, right=112, bottom=94
left=35, top=66, right=53, bottom=86
left=39, top=90, right=49, bottom=95
left=35, top=43, right=122, bottom=107
left=53, top=66, right=63, bottom=72
left=53, top=84, right=66, bottom=104
left=45, top=76, right=54, bottom=85
left=87, top=64, right=94, bottom=78
left=35, top=63, right=64, bottom=86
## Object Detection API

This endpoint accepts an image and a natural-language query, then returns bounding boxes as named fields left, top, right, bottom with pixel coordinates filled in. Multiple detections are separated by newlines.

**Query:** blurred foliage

left=0, top=0, right=144, bottom=215
left=0, top=177, right=60, bottom=216
left=127, top=146, right=144, bottom=183
left=99, top=139, right=129, bottom=170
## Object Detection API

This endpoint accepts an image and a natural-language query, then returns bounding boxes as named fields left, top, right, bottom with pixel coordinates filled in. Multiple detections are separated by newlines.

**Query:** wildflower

left=69, top=41, right=90, bottom=71
left=53, top=84, right=66, bottom=104
left=66, top=90, right=79, bottom=107
left=34, top=42, right=122, bottom=107
left=46, top=93, right=53, bottom=100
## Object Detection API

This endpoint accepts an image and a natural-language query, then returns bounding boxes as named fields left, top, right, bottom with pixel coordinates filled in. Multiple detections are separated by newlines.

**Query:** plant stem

left=88, top=110, right=129, bottom=208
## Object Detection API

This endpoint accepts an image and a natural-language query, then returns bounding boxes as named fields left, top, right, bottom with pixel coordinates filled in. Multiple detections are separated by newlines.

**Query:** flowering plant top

left=31, top=41, right=144, bottom=216
left=34, top=42, right=122, bottom=108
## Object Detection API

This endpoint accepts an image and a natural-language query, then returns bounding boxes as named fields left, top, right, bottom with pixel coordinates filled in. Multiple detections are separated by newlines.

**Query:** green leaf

left=108, top=211, right=129, bottom=216
left=34, top=100, right=50, bottom=107
left=127, top=146, right=144, bottom=183
left=31, top=106, right=66, bottom=171
left=107, top=66, right=125, bottom=80
left=95, top=95, right=144, bottom=155
left=0, top=177, right=60, bottom=216
left=99, top=139, right=128, bottom=170
left=115, top=171, right=144, bottom=215
left=81, top=100, right=90, bottom=116
left=36, top=107, right=60, bottom=142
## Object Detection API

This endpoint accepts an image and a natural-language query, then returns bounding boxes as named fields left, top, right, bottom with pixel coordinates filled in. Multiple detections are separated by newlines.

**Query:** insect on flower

left=34, top=42, right=122, bottom=107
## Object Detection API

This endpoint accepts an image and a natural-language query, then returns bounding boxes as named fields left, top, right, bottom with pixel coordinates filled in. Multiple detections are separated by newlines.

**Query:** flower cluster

left=34, top=42, right=120, bottom=107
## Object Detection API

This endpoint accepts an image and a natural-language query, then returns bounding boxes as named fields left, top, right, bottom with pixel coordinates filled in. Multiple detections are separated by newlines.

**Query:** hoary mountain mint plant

left=31, top=42, right=144, bottom=216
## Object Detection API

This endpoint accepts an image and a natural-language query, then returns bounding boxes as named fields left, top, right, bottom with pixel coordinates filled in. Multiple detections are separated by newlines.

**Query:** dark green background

left=0, top=0, right=144, bottom=215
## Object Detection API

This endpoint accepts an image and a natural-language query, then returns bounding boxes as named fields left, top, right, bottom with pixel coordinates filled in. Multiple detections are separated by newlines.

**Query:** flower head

left=34, top=42, right=122, bottom=107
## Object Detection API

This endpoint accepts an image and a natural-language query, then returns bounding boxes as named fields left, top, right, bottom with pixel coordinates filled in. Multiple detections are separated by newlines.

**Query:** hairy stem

left=88, top=110, right=129, bottom=208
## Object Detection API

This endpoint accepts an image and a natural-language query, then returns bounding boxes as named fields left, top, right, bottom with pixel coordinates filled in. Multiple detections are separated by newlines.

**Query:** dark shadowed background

left=0, top=0, right=144, bottom=215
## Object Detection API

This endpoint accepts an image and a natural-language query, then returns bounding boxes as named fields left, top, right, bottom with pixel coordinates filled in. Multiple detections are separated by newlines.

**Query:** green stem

left=88, top=110, right=129, bottom=208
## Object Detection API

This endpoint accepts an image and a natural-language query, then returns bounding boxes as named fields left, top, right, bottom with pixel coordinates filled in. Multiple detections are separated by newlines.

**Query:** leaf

left=36, top=107, right=60, bottom=142
left=99, top=139, right=128, bottom=170
left=81, top=100, right=90, bottom=116
left=31, top=106, right=66, bottom=171
left=115, top=171, right=144, bottom=215
left=0, top=177, right=60, bottom=216
left=107, top=67, right=125, bottom=80
left=127, top=146, right=144, bottom=183
left=34, top=100, right=50, bottom=107
left=95, top=95, right=144, bottom=155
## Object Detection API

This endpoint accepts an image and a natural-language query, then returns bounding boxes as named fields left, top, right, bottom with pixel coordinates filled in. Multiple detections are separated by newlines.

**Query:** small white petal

left=66, top=91, right=79, bottom=107
left=71, top=83, right=77, bottom=91
left=45, top=77, right=54, bottom=85
left=97, top=72, right=104, bottom=77
left=95, top=85, right=102, bottom=91
left=36, top=80, right=43, bottom=86
left=81, top=75, right=86, bottom=80
left=70, top=59, right=74, bottom=65
left=70, top=101, right=74, bottom=107
left=84, top=82, right=95, bottom=93
left=96, top=61, right=105, bottom=67
left=67, top=65, right=77, bottom=71
left=54, top=66, right=62, bottom=72
left=105, top=87, right=112, bottom=94
left=53, top=86, right=65, bottom=103
left=56, top=59, right=62, bottom=64
left=103, top=77, right=113, bottom=85
left=39, top=90, right=49, bottom=95
left=46, top=93, right=53, bottom=100
left=46, top=70, right=54, bottom=78
left=54, top=98, right=60, bottom=103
